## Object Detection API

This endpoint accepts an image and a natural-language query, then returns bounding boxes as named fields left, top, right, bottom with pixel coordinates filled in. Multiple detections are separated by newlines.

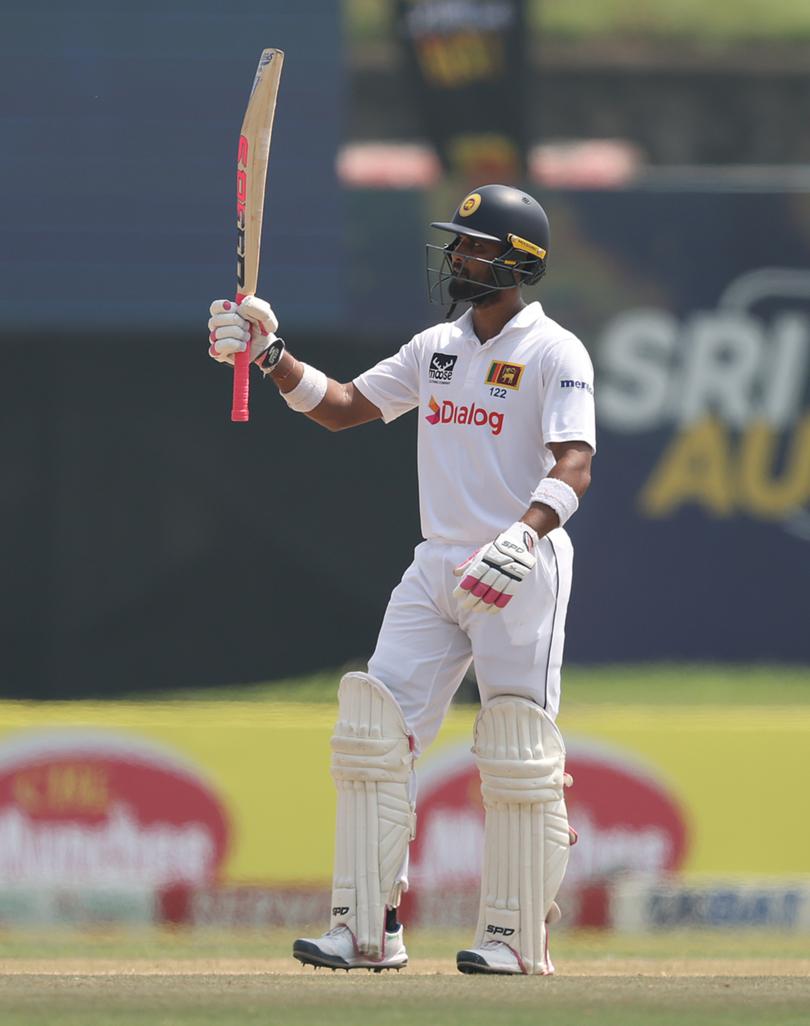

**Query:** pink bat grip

left=230, top=292, right=250, bottom=422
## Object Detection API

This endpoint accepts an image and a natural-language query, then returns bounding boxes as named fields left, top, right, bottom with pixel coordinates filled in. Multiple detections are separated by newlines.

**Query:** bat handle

left=231, top=291, right=250, bottom=422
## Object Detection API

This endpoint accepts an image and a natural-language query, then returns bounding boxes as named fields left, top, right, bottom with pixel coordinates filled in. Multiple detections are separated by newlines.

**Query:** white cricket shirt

left=354, top=302, right=596, bottom=545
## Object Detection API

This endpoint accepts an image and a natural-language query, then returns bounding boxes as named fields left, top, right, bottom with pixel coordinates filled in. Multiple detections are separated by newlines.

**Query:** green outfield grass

left=536, top=0, right=810, bottom=42
left=1, top=928, right=808, bottom=1026
left=348, top=0, right=810, bottom=43
left=2, top=926, right=810, bottom=961
left=145, top=664, right=810, bottom=707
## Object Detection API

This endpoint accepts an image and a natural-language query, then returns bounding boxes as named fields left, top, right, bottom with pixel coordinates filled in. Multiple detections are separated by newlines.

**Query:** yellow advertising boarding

left=0, top=700, right=807, bottom=885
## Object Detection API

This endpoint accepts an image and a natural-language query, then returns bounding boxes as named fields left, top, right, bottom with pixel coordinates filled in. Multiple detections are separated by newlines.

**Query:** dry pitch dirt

left=2, top=955, right=810, bottom=976
left=1, top=932, right=809, bottom=1026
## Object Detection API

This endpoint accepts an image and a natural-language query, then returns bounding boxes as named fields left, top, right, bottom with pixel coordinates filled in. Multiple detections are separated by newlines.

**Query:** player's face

left=448, top=235, right=508, bottom=302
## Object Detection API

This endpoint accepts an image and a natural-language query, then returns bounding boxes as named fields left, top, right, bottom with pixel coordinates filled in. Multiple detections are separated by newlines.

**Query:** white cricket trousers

left=368, top=528, right=574, bottom=752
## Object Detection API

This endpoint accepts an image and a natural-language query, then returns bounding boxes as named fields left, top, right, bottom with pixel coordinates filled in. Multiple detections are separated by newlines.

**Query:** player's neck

left=470, top=291, right=526, bottom=345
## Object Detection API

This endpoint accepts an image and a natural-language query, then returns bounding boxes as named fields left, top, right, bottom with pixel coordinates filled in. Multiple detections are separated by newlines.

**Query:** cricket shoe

left=456, top=940, right=554, bottom=976
left=293, top=925, right=407, bottom=972
left=456, top=904, right=560, bottom=976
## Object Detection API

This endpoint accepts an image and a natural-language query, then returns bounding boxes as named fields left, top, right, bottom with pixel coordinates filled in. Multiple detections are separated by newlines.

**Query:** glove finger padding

left=457, top=567, right=511, bottom=610
left=469, top=565, right=501, bottom=597
left=237, top=295, right=279, bottom=335
left=209, top=326, right=250, bottom=347
left=453, top=547, right=483, bottom=578
left=453, top=522, right=538, bottom=612
left=207, top=297, right=278, bottom=366
left=208, top=311, right=250, bottom=335
left=208, top=299, right=250, bottom=364
left=209, top=340, right=246, bottom=362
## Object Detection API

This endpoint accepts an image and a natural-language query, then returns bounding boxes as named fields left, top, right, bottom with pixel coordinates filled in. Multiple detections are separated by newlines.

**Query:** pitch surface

left=1, top=930, right=808, bottom=1026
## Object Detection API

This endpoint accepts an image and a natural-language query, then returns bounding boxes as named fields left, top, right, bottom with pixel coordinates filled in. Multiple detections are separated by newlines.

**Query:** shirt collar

left=454, top=301, right=544, bottom=347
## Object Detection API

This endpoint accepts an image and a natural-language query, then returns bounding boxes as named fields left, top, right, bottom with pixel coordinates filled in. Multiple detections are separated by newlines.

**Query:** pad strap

left=473, top=695, right=571, bottom=974
left=330, top=672, right=415, bottom=957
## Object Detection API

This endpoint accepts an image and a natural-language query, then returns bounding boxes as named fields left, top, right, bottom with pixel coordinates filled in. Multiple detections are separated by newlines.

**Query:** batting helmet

left=426, top=184, right=550, bottom=311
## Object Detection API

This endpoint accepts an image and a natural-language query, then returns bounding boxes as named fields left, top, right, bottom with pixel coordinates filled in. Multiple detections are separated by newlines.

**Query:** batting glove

left=208, top=296, right=279, bottom=365
left=453, top=522, right=538, bottom=613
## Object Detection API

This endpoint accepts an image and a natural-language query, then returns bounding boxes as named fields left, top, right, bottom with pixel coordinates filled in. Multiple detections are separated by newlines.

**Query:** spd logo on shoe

left=428, top=353, right=458, bottom=384
left=425, top=397, right=505, bottom=436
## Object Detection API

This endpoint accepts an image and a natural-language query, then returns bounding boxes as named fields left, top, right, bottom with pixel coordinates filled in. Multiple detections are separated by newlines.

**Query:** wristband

left=282, top=363, right=328, bottom=413
left=530, top=477, right=579, bottom=526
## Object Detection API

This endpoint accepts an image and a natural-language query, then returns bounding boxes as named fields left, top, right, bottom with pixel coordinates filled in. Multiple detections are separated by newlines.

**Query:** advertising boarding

left=544, top=191, right=810, bottom=662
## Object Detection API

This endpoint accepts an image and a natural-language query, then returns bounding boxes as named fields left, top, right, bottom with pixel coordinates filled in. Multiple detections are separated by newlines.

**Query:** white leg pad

left=473, top=696, right=571, bottom=975
left=329, top=672, right=415, bottom=957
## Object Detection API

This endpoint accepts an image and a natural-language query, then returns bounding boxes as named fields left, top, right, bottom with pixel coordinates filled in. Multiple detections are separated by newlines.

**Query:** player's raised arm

left=208, top=296, right=382, bottom=431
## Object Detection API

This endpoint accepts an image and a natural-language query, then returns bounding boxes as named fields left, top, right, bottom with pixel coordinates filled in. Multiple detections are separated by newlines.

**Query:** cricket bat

left=231, top=48, right=285, bottom=422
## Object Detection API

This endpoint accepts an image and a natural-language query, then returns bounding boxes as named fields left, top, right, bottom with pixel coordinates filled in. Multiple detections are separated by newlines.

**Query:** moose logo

left=429, top=353, right=458, bottom=384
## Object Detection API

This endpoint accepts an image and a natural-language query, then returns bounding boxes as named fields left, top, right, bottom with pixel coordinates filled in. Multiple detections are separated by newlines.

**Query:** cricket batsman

left=208, top=185, right=595, bottom=975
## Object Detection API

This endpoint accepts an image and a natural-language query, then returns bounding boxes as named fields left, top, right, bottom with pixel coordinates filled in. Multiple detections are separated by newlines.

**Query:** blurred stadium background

left=2, top=0, right=810, bottom=975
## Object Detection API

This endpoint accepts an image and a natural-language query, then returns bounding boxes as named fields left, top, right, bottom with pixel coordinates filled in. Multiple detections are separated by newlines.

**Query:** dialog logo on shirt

left=429, top=353, right=458, bottom=384
left=425, top=396, right=505, bottom=436
left=486, top=361, right=525, bottom=390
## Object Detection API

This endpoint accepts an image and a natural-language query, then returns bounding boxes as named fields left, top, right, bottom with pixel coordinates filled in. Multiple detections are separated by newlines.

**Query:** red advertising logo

left=424, top=396, right=505, bottom=435
left=0, top=731, right=230, bottom=887
left=409, top=737, right=688, bottom=890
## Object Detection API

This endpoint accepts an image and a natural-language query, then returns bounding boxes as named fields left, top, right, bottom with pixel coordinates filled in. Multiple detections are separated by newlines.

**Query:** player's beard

left=448, top=272, right=497, bottom=304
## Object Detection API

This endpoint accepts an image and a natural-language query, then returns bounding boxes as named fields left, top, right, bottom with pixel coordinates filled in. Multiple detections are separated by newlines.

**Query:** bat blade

left=231, top=48, right=284, bottom=423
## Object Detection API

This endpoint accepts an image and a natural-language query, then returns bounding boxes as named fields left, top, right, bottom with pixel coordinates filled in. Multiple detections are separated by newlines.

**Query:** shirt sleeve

left=353, top=336, right=421, bottom=424
left=539, top=334, right=597, bottom=453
